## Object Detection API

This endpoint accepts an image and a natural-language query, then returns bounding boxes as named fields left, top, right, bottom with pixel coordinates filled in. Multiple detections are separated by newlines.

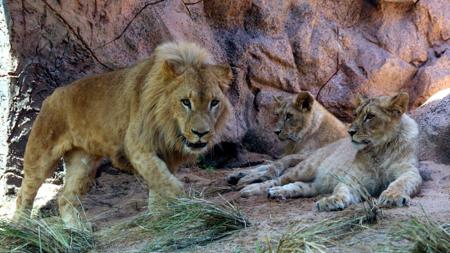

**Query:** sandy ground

left=0, top=160, right=449, bottom=252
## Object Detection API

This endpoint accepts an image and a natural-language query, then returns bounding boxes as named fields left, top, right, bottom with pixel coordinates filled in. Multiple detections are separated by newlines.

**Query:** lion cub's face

left=348, top=93, right=409, bottom=150
left=165, top=62, right=232, bottom=154
left=273, top=92, right=315, bottom=142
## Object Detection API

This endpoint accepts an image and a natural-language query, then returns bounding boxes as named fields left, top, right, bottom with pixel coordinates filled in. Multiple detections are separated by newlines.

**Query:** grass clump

left=386, top=210, right=450, bottom=253
left=261, top=172, right=380, bottom=253
left=0, top=216, right=94, bottom=253
left=262, top=206, right=378, bottom=253
left=136, top=195, right=249, bottom=251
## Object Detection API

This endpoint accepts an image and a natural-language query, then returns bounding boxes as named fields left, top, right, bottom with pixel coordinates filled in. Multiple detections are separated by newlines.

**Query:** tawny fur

left=13, top=42, right=232, bottom=227
left=227, top=92, right=348, bottom=197
left=246, top=93, right=422, bottom=211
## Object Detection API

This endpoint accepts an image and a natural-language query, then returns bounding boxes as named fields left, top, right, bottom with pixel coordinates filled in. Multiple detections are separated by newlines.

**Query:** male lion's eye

left=210, top=99, right=220, bottom=108
left=181, top=99, right=191, bottom=109
left=286, top=113, right=293, bottom=120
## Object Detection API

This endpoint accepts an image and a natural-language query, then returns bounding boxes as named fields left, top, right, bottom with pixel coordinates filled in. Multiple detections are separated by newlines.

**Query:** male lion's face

left=273, top=91, right=315, bottom=142
left=348, top=93, right=409, bottom=150
left=165, top=62, right=232, bottom=154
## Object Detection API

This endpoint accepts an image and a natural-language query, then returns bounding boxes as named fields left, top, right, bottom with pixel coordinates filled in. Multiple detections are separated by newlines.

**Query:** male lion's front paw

left=164, top=178, right=184, bottom=198
left=316, top=196, right=348, bottom=212
left=378, top=190, right=410, bottom=207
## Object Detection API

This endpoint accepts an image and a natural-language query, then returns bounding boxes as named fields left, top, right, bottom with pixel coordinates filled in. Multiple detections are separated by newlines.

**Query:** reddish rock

left=2, top=0, right=450, bottom=179
left=0, top=172, right=22, bottom=196
left=414, top=0, right=450, bottom=46
left=1, top=172, right=21, bottom=187
left=411, top=93, right=450, bottom=164
left=410, top=49, right=450, bottom=107
left=377, top=2, right=428, bottom=65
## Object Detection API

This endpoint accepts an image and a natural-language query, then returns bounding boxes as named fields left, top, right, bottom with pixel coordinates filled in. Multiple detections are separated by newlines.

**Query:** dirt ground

left=0, top=160, right=449, bottom=252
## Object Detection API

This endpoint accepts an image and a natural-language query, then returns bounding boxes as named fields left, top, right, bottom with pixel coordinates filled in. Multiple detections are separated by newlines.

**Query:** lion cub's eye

left=210, top=99, right=220, bottom=109
left=181, top=99, right=191, bottom=109
left=286, top=113, right=293, bottom=120
left=365, top=113, right=375, bottom=121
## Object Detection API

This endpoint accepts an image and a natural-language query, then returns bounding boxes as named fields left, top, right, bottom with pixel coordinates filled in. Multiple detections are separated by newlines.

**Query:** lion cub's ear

left=163, top=59, right=186, bottom=77
left=294, top=91, right=314, bottom=112
left=209, top=64, right=233, bottom=91
left=353, top=93, right=368, bottom=108
left=274, top=96, right=284, bottom=105
left=387, top=92, right=409, bottom=117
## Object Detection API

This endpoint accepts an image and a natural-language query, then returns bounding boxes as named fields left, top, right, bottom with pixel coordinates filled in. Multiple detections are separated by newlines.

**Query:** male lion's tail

left=153, top=41, right=211, bottom=74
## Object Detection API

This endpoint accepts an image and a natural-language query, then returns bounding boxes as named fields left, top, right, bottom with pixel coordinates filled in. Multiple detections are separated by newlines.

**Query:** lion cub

left=255, top=93, right=422, bottom=211
left=227, top=91, right=348, bottom=197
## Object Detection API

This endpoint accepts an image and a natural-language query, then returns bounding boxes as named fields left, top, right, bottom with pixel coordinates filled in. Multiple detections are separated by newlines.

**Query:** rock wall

left=0, top=0, right=14, bottom=183
left=2, top=0, right=449, bottom=178
left=412, top=91, right=450, bottom=164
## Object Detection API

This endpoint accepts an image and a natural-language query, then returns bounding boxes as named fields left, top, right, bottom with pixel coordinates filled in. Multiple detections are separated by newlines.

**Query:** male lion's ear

left=387, top=92, right=409, bottom=117
left=162, top=59, right=186, bottom=78
left=209, top=64, right=233, bottom=91
left=294, top=91, right=314, bottom=112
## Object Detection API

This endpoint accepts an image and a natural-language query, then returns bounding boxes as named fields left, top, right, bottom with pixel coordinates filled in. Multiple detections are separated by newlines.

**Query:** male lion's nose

left=274, top=130, right=281, bottom=135
left=191, top=129, right=210, bottom=138
left=348, top=129, right=357, bottom=137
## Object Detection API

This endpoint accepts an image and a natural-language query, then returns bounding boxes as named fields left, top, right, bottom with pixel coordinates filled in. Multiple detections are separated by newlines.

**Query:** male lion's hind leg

left=58, top=150, right=99, bottom=228
left=267, top=182, right=317, bottom=200
left=316, top=183, right=360, bottom=212
left=13, top=147, right=62, bottom=222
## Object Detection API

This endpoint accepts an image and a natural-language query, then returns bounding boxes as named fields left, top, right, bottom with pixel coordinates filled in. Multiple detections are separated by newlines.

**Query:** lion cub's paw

left=227, top=165, right=270, bottom=186
left=316, top=195, right=348, bottom=212
left=227, top=172, right=248, bottom=185
left=237, top=174, right=271, bottom=190
left=240, top=184, right=264, bottom=198
left=267, top=186, right=290, bottom=200
left=378, top=190, right=410, bottom=207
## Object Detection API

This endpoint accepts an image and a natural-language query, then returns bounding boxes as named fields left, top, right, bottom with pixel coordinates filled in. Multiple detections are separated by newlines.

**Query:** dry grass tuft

left=385, top=208, right=450, bottom=253
left=262, top=205, right=378, bottom=253
left=114, top=194, right=250, bottom=251
left=0, top=215, right=94, bottom=253
left=261, top=173, right=380, bottom=253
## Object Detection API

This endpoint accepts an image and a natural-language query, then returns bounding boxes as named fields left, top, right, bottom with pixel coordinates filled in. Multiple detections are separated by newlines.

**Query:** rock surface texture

left=412, top=92, right=450, bottom=164
left=2, top=0, right=449, bottom=182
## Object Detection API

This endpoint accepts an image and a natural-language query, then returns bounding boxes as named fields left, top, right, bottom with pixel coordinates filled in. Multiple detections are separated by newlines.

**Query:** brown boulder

left=411, top=92, right=450, bottom=164
left=410, top=49, right=450, bottom=107
left=414, top=0, right=450, bottom=46
left=377, top=2, right=428, bottom=65
left=2, top=0, right=450, bottom=178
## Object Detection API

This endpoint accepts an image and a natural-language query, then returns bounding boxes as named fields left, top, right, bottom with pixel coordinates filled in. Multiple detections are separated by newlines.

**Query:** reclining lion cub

left=13, top=42, right=232, bottom=227
left=252, top=93, right=422, bottom=211
left=227, top=91, right=348, bottom=197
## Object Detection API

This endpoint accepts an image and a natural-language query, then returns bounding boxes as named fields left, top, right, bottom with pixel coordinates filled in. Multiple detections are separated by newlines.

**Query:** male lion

left=250, top=93, right=422, bottom=211
left=227, top=91, right=348, bottom=197
left=13, top=42, right=232, bottom=226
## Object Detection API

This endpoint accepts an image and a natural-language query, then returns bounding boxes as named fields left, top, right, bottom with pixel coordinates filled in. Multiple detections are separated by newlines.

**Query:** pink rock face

left=3, top=0, right=450, bottom=173
left=411, top=93, right=450, bottom=164
left=410, top=50, right=450, bottom=107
